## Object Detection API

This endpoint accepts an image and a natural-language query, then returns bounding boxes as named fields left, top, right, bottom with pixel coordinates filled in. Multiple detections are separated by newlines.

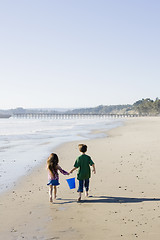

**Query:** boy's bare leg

left=85, top=191, right=89, bottom=197
left=78, top=192, right=82, bottom=202
left=84, top=179, right=89, bottom=197
left=49, top=186, right=53, bottom=202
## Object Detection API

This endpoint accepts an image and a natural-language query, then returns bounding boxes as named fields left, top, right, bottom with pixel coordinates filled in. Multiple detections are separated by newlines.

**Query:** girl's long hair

left=47, top=153, right=59, bottom=174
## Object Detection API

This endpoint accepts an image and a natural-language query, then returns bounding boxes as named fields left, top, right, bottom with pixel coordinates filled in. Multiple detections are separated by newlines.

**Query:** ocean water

left=0, top=117, right=123, bottom=193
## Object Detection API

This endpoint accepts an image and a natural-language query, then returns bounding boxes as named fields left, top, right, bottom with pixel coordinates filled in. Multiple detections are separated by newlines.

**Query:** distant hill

left=1, top=98, right=160, bottom=117
left=66, top=104, right=133, bottom=115
left=67, top=98, right=160, bottom=116
left=0, top=107, right=71, bottom=115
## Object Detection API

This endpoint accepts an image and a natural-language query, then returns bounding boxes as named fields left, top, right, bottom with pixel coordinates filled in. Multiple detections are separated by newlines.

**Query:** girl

left=47, top=153, right=69, bottom=202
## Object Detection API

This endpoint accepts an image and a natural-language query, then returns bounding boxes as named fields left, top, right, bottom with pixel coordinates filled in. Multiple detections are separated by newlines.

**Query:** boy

left=70, top=144, right=96, bottom=201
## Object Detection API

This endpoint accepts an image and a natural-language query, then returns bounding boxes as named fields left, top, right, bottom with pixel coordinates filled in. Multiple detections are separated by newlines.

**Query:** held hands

left=69, top=169, right=73, bottom=174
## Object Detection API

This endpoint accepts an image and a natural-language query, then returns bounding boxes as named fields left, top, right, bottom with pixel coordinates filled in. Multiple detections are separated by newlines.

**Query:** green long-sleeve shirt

left=74, top=154, right=94, bottom=180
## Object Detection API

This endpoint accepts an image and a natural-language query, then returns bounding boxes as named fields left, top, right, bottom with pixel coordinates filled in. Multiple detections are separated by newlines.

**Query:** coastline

left=0, top=117, right=122, bottom=194
left=1, top=117, right=160, bottom=239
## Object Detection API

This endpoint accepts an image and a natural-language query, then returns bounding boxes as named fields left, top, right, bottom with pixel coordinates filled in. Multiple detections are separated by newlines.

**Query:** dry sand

left=1, top=117, right=160, bottom=239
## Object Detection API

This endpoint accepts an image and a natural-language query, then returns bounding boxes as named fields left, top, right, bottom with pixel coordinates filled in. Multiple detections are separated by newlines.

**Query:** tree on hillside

left=133, top=98, right=160, bottom=115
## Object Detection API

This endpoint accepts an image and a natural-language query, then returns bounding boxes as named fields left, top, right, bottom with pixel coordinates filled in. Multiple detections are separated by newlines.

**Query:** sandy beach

left=1, top=117, right=160, bottom=239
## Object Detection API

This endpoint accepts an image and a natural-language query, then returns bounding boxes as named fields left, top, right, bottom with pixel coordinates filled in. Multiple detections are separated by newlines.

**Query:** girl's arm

left=57, top=165, right=69, bottom=175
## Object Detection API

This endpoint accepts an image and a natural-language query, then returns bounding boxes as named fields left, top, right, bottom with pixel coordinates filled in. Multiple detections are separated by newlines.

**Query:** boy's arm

left=69, top=167, right=77, bottom=174
left=92, top=164, right=96, bottom=174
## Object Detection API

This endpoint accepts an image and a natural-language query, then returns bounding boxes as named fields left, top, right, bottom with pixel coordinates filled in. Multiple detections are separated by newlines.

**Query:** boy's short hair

left=78, top=144, right=87, bottom=153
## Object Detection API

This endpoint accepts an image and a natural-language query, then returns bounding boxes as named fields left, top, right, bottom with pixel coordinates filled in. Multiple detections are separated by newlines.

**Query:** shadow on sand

left=53, top=196, right=160, bottom=204
left=82, top=195, right=160, bottom=204
left=52, top=198, right=76, bottom=204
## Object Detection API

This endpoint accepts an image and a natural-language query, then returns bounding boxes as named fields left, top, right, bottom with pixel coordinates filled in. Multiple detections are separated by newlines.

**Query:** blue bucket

left=66, top=177, right=76, bottom=189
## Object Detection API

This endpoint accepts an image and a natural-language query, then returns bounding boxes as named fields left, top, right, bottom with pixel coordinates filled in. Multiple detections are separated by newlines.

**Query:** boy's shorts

left=78, top=179, right=89, bottom=192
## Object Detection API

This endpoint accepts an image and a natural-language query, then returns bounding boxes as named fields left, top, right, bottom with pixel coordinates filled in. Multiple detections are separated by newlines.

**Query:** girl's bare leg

left=54, top=186, right=57, bottom=199
left=49, top=185, right=53, bottom=202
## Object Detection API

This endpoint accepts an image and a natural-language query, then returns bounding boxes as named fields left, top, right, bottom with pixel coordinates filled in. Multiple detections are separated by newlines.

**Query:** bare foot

left=77, top=197, right=81, bottom=202
left=49, top=197, right=53, bottom=202
left=85, top=192, right=89, bottom=197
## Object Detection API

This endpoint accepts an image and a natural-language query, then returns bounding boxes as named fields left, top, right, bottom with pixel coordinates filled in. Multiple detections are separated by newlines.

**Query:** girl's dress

left=47, top=165, right=68, bottom=186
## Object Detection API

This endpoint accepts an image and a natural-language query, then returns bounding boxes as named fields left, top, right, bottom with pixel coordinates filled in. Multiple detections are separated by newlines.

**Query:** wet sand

left=1, top=117, right=160, bottom=239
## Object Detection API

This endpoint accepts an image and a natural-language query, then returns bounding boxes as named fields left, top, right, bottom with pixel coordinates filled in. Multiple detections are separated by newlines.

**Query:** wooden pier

left=12, top=113, right=139, bottom=119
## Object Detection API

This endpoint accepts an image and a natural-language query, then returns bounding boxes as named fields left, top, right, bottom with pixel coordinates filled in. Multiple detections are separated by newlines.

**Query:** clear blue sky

left=1, top=0, right=160, bottom=109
